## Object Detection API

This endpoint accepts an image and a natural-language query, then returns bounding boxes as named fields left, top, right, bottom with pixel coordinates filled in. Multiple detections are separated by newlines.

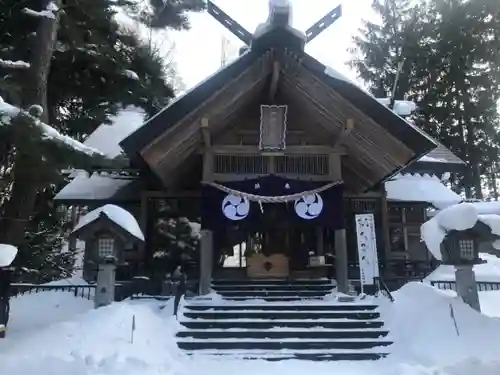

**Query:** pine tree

left=152, top=202, right=200, bottom=277
left=350, top=0, right=500, bottom=198
left=0, top=0, right=201, bottom=281
left=124, top=0, right=206, bottom=30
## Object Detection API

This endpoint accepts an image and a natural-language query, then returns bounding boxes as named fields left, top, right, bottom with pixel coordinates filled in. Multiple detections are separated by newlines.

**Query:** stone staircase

left=176, top=279, right=392, bottom=361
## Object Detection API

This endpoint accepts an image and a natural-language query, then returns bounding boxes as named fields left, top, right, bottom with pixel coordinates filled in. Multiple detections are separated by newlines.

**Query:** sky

left=169, top=0, right=376, bottom=91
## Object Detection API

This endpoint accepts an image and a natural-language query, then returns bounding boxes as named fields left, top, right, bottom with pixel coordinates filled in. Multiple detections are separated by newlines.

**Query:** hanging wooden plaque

left=259, top=105, right=287, bottom=151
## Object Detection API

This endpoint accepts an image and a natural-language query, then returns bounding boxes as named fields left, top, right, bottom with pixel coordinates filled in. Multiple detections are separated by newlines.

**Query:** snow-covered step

left=220, top=296, right=322, bottom=301
left=177, top=338, right=391, bottom=350
left=177, top=328, right=389, bottom=339
left=177, top=279, right=392, bottom=361
left=215, top=290, right=331, bottom=297
left=179, top=319, right=385, bottom=330
left=213, top=278, right=332, bottom=285
left=212, top=284, right=334, bottom=291
left=182, top=310, right=380, bottom=320
left=185, top=304, right=378, bottom=311
left=183, top=349, right=389, bottom=361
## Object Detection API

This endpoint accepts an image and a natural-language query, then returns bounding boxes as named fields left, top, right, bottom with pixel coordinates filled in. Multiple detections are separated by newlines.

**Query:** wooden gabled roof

left=406, top=142, right=466, bottom=175
left=121, top=27, right=437, bottom=191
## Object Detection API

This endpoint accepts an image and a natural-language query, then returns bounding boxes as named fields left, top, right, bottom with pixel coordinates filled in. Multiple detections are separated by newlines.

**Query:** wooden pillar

left=200, top=118, right=214, bottom=294
left=335, top=228, right=348, bottom=293
left=316, top=227, right=324, bottom=256
left=199, top=229, right=213, bottom=295
left=138, top=192, right=149, bottom=265
left=380, top=190, right=391, bottom=266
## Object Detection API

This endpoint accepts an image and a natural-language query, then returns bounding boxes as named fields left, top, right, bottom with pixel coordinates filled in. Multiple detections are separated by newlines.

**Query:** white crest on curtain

left=294, top=193, right=323, bottom=220
left=222, top=194, right=250, bottom=220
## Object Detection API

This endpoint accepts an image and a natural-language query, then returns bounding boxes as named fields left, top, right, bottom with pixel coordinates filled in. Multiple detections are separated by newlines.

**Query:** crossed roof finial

left=207, top=0, right=342, bottom=46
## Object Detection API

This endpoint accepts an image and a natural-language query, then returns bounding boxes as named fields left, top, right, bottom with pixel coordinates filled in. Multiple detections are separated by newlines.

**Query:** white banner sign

left=355, top=213, right=380, bottom=286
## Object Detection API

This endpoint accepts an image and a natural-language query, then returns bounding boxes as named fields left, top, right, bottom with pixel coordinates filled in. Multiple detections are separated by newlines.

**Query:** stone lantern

left=440, top=224, right=494, bottom=312
left=440, top=229, right=483, bottom=266
left=71, top=205, right=144, bottom=308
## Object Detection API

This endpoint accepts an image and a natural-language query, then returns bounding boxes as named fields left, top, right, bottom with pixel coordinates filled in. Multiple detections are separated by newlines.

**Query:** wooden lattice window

left=214, top=155, right=269, bottom=174
left=274, top=155, right=329, bottom=175
left=388, top=204, right=428, bottom=259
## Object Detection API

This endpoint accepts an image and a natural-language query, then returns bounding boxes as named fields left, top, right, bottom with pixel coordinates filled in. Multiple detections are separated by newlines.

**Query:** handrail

left=375, top=277, right=395, bottom=302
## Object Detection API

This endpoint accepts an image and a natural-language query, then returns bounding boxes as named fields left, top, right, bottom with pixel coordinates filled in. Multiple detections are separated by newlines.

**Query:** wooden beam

left=201, top=117, right=211, bottom=147
left=332, top=118, right=354, bottom=148
left=210, top=144, right=346, bottom=155
left=269, top=61, right=280, bottom=100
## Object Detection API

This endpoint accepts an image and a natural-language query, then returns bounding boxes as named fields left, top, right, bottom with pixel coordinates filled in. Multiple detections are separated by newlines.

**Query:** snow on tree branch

left=0, top=96, right=104, bottom=157
left=0, top=59, right=30, bottom=69
left=23, top=1, right=59, bottom=20
left=122, top=70, right=139, bottom=80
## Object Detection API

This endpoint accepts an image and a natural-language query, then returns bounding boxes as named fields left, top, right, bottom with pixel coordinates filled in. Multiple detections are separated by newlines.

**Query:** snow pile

left=0, top=244, right=18, bottom=267
left=0, top=301, right=182, bottom=375
left=73, top=204, right=144, bottom=241
left=479, top=290, right=500, bottom=318
left=421, top=203, right=500, bottom=260
left=2, top=286, right=500, bottom=374
left=5, top=291, right=92, bottom=338
left=381, top=282, right=500, bottom=366
left=426, top=253, right=500, bottom=282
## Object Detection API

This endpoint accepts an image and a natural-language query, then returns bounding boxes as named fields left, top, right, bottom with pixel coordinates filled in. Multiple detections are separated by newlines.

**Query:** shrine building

left=55, top=1, right=465, bottom=294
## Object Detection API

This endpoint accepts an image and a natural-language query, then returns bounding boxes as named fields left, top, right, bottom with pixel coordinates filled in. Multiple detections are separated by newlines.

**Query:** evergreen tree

left=0, top=0, right=202, bottom=281
left=124, top=0, right=206, bottom=30
left=152, top=201, right=200, bottom=277
left=350, top=0, right=500, bottom=198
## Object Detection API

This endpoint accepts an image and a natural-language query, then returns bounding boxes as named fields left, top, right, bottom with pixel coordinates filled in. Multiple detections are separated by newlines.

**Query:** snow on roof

left=421, top=203, right=500, bottom=260
left=375, top=97, right=417, bottom=117
left=419, top=154, right=446, bottom=162
left=54, top=172, right=134, bottom=201
left=0, top=96, right=103, bottom=157
left=385, top=173, right=462, bottom=209
left=84, top=106, right=146, bottom=158
left=0, top=244, right=18, bottom=267
left=426, top=253, right=500, bottom=282
left=73, top=204, right=144, bottom=241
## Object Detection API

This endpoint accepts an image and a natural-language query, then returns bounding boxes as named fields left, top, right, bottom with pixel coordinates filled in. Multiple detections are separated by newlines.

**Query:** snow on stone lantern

left=71, top=204, right=144, bottom=308
left=421, top=203, right=500, bottom=312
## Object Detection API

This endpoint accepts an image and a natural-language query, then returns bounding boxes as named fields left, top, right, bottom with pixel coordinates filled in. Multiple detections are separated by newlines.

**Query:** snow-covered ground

left=0, top=282, right=499, bottom=375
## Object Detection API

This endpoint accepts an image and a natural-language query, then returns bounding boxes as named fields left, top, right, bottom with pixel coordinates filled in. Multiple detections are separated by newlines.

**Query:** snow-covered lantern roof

left=71, top=204, right=144, bottom=264
left=421, top=203, right=499, bottom=265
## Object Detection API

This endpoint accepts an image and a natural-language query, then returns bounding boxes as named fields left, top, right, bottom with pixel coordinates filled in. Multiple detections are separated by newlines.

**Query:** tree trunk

left=0, top=0, right=62, bottom=246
